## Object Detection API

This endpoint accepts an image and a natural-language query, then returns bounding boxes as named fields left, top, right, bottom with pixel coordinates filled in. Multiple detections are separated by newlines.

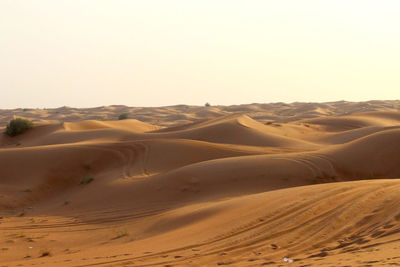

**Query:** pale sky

left=1, top=0, right=399, bottom=108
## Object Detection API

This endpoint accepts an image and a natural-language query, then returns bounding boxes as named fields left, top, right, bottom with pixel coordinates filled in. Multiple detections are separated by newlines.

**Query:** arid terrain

left=1, top=100, right=400, bottom=266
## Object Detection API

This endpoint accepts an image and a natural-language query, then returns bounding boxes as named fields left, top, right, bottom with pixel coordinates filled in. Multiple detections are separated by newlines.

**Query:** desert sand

left=1, top=100, right=400, bottom=266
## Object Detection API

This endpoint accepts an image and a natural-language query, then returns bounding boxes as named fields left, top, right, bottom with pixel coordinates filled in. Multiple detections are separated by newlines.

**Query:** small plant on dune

left=79, top=175, right=94, bottom=185
left=16, top=232, right=26, bottom=238
left=205, top=102, right=211, bottom=107
left=6, top=118, right=33, bottom=136
left=112, top=229, right=129, bottom=240
left=118, top=113, right=129, bottom=120
left=18, top=211, right=26, bottom=217
left=83, top=162, right=92, bottom=170
left=39, top=248, right=51, bottom=257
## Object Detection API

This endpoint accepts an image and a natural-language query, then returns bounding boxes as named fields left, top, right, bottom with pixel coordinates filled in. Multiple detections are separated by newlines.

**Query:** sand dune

left=64, top=119, right=162, bottom=132
left=300, top=111, right=400, bottom=132
left=148, top=114, right=319, bottom=148
left=2, top=100, right=400, bottom=127
left=1, top=101, right=400, bottom=266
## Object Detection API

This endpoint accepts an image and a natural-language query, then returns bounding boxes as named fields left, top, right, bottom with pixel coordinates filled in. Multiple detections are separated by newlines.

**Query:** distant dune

left=1, top=100, right=400, bottom=266
left=1, top=100, right=400, bottom=128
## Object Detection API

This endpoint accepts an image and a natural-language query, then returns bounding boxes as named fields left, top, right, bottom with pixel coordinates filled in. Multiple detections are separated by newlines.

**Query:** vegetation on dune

left=39, top=249, right=51, bottom=257
left=79, top=175, right=94, bottom=185
left=6, top=118, right=33, bottom=136
left=118, top=113, right=129, bottom=120
left=112, top=229, right=129, bottom=240
left=83, top=163, right=92, bottom=170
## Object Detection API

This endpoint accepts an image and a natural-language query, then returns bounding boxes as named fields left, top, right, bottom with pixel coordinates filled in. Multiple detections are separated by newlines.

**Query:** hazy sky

left=1, top=0, right=399, bottom=108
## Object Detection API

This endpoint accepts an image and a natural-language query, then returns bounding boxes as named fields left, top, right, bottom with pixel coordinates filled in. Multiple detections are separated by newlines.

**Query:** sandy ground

left=0, top=100, right=400, bottom=266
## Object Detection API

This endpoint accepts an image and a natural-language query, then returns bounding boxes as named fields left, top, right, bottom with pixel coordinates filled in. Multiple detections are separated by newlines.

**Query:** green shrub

left=118, top=113, right=129, bottom=120
left=83, top=163, right=92, bottom=170
left=6, top=118, right=33, bottom=136
left=79, top=175, right=94, bottom=185
left=205, top=102, right=211, bottom=107
left=39, top=249, right=51, bottom=257
left=112, top=229, right=129, bottom=239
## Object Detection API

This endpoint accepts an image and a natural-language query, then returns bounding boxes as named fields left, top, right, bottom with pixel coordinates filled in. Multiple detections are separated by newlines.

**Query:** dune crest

left=63, top=119, right=161, bottom=132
